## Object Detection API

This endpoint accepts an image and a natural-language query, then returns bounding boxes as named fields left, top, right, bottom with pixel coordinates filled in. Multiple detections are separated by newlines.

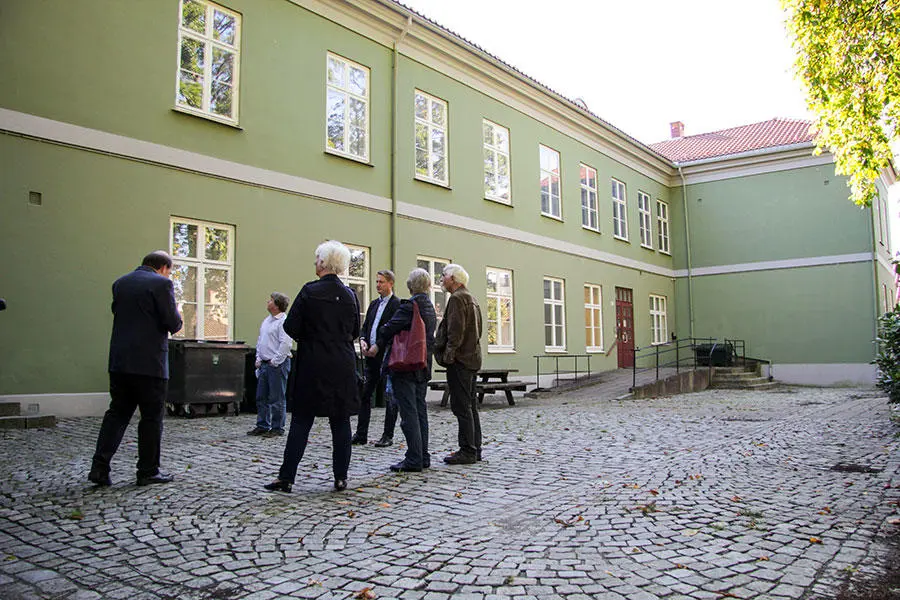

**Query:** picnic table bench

left=428, top=368, right=526, bottom=406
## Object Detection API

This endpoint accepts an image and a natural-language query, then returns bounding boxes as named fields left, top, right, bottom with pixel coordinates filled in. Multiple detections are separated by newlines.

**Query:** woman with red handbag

left=367, top=268, right=436, bottom=472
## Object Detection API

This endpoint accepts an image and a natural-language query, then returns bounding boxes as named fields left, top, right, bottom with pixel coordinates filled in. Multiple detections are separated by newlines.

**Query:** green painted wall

left=675, top=262, right=875, bottom=365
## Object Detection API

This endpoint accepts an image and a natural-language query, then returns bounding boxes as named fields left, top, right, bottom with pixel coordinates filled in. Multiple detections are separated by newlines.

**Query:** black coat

left=108, top=266, right=183, bottom=379
left=376, top=293, right=437, bottom=383
left=284, top=274, right=361, bottom=418
left=361, top=294, right=400, bottom=369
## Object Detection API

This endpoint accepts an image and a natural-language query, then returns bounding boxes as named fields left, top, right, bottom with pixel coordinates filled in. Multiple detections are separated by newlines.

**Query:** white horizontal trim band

left=1, top=108, right=676, bottom=278
left=674, top=252, right=874, bottom=277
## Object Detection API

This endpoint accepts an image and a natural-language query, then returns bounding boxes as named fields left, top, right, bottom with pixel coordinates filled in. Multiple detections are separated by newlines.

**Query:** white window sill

left=582, top=225, right=601, bottom=234
left=172, top=106, right=242, bottom=129
left=541, top=212, right=563, bottom=222
left=415, top=175, right=451, bottom=190
left=488, top=347, right=516, bottom=354
left=543, top=347, right=567, bottom=353
left=586, top=348, right=605, bottom=354
left=613, top=235, right=630, bottom=243
left=659, top=249, right=672, bottom=256
left=324, top=149, right=374, bottom=167
left=641, top=244, right=655, bottom=251
left=485, top=196, right=512, bottom=206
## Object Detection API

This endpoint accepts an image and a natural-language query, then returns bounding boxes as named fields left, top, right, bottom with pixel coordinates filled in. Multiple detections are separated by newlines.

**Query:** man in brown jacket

left=435, top=263, right=483, bottom=465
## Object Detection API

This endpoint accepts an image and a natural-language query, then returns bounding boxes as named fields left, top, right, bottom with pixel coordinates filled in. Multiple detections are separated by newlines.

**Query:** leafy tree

left=782, top=0, right=899, bottom=206
left=875, top=305, right=900, bottom=402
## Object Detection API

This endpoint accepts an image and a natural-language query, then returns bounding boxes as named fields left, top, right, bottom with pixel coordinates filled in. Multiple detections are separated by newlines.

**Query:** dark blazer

left=376, top=293, right=437, bottom=383
left=284, top=274, right=361, bottom=418
left=361, top=294, right=400, bottom=367
left=108, top=266, right=183, bottom=379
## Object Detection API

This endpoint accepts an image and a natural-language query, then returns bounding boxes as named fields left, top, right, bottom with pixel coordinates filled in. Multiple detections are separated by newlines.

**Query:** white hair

left=315, top=240, right=351, bottom=274
left=406, top=268, right=432, bottom=295
left=443, top=263, right=469, bottom=286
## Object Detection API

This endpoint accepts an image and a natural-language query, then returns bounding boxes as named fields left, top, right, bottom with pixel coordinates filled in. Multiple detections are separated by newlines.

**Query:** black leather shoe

left=390, top=461, right=423, bottom=472
left=334, top=479, right=347, bottom=492
left=262, top=429, right=284, bottom=437
left=373, top=437, right=393, bottom=447
left=136, top=472, right=173, bottom=486
left=351, top=435, right=367, bottom=445
left=443, top=451, right=477, bottom=465
left=88, top=469, right=111, bottom=487
left=263, top=479, right=292, bottom=493
left=247, top=427, right=268, bottom=436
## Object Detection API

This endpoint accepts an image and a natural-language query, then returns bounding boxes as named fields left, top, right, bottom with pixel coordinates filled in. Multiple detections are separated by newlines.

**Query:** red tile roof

left=649, top=119, right=815, bottom=163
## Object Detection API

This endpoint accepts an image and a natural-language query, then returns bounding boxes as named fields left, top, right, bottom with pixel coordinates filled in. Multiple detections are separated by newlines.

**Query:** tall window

left=612, top=178, right=628, bottom=240
left=170, top=218, right=234, bottom=340
left=483, top=120, right=511, bottom=203
left=580, top=164, right=599, bottom=231
left=543, top=277, right=566, bottom=351
left=657, top=199, right=670, bottom=254
left=650, top=294, right=668, bottom=345
left=486, top=268, right=514, bottom=351
left=584, top=284, right=603, bottom=352
left=340, top=245, right=369, bottom=322
left=638, top=191, right=653, bottom=248
left=326, top=53, right=369, bottom=161
left=540, top=145, right=561, bottom=219
left=417, top=256, right=450, bottom=321
left=176, top=0, right=241, bottom=124
left=415, top=91, right=448, bottom=185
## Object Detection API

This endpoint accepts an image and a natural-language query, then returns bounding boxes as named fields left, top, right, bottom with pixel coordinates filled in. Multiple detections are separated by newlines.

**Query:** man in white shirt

left=248, top=292, right=292, bottom=437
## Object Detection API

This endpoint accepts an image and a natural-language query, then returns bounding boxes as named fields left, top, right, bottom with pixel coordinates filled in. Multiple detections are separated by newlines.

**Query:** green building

left=0, top=0, right=894, bottom=415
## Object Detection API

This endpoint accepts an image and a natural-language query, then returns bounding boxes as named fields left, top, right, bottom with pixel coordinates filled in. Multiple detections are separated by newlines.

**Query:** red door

left=616, top=287, right=634, bottom=368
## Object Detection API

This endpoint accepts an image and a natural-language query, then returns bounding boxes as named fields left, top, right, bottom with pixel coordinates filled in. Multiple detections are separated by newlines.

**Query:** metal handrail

left=631, top=337, right=745, bottom=389
left=533, top=354, right=592, bottom=391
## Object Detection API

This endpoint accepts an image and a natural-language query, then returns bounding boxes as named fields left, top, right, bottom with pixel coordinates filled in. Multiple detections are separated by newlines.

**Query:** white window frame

left=169, top=217, right=235, bottom=341
left=612, top=178, right=628, bottom=240
left=650, top=294, right=668, bottom=345
left=486, top=267, right=515, bottom=352
left=584, top=284, right=603, bottom=352
left=878, top=195, right=888, bottom=246
left=543, top=277, right=566, bottom=351
left=414, top=90, right=449, bottom=186
left=340, top=244, right=369, bottom=322
left=483, top=120, right=511, bottom=204
left=416, top=256, right=451, bottom=322
left=580, top=163, right=599, bottom=232
left=540, top=145, right=562, bottom=220
left=175, top=0, right=242, bottom=125
left=657, top=199, right=670, bottom=255
left=638, top=191, right=653, bottom=249
left=325, top=53, right=370, bottom=162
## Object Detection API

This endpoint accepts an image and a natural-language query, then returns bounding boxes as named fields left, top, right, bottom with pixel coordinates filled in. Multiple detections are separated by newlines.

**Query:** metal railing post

left=655, top=344, right=659, bottom=380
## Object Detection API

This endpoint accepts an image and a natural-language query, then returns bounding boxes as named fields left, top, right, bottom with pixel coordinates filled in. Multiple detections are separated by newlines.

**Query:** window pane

left=483, top=122, right=493, bottom=145
left=349, top=249, right=366, bottom=278
left=431, top=101, right=445, bottom=126
left=487, top=299, right=498, bottom=345
left=545, top=324, right=553, bottom=346
left=210, top=82, right=232, bottom=116
left=182, top=0, right=206, bottom=33
left=543, top=279, right=551, bottom=299
left=204, top=268, right=230, bottom=339
left=415, top=93, right=428, bottom=119
left=553, top=281, right=562, bottom=299
left=212, top=10, right=236, bottom=45
left=211, top=48, right=234, bottom=84
left=349, top=67, right=367, bottom=96
left=349, top=282, right=366, bottom=307
left=205, top=227, right=229, bottom=261
left=417, top=259, right=429, bottom=271
left=498, top=272, right=512, bottom=295
left=327, top=57, right=344, bottom=87
left=554, top=305, right=563, bottom=324
left=495, top=127, right=508, bottom=151
left=434, top=262, right=447, bottom=280
left=486, top=270, right=498, bottom=293
left=179, top=303, right=197, bottom=338
left=172, top=223, right=198, bottom=257
left=172, top=264, right=197, bottom=302
left=349, top=126, right=366, bottom=158
left=326, top=90, right=346, bottom=150
left=544, top=303, right=552, bottom=324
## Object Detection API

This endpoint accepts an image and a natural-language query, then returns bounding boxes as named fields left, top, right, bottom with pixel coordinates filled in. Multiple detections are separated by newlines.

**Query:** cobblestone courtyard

left=1, top=385, right=899, bottom=599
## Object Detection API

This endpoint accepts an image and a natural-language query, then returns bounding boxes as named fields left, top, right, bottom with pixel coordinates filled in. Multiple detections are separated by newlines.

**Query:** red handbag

left=388, top=299, right=427, bottom=372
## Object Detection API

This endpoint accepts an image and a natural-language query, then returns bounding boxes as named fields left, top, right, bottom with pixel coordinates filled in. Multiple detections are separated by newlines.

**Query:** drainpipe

left=391, top=15, right=413, bottom=271
left=679, top=165, right=695, bottom=339
left=868, top=203, right=881, bottom=355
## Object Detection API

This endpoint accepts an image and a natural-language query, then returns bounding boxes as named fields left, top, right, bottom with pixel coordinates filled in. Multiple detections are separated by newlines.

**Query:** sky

left=398, top=0, right=811, bottom=144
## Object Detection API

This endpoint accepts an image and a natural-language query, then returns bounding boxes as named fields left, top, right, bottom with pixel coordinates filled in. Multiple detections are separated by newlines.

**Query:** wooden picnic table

left=429, top=368, right=526, bottom=406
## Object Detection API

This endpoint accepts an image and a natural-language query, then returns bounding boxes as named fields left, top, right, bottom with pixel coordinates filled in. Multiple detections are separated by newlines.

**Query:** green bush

left=874, top=306, right=900, bottom=403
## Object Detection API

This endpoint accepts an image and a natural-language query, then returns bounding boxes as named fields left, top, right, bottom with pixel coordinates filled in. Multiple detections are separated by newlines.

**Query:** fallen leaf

left=649, top=489, right=659, bottom=496
left=354, top=587, right=376, bottom=599
left=455, top=492, right=463, bottom=498
left=809, top=537, right=822, bottom=544
left=730, top=495, right=742, bottom=502
left=674, top=563, right=686, bottom=569
left=347, top=510, right=356, bottom=518
left=379, top=502, right=391, bottom=508
left=757, top=556, right=769, bottom=561
left=683, top=529, right=699, bottom=536
left=887, top=518, right=900, bottom=525
left=818, top=506, right=832, bottom=515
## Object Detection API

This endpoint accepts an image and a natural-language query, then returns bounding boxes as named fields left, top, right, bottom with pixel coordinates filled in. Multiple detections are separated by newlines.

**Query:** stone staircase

left=0, top=401, right=57, bottom=430
left=709, top=363, right=778, bottom=390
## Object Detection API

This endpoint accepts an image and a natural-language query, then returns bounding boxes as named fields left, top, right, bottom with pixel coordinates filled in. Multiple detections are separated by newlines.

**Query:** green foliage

left=782, top=0, right=900, bottom=206
left=874, top=305, right=900, bottom=402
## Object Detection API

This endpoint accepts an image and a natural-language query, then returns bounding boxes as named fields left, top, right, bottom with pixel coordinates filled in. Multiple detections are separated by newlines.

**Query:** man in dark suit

left=89, top=251, right=183, bottom=487
left=352, top=269, right=400, bottom=446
